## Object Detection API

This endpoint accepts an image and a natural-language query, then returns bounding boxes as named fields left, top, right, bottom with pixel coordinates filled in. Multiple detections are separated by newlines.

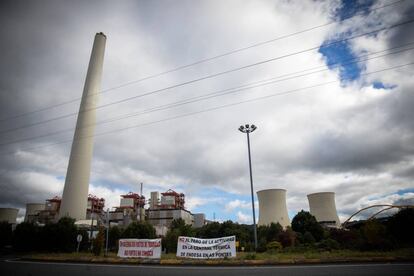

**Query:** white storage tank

left=257, top=189, right=290, bottom=228
left=24, top=203, right=45, bottom=222
left=307, top=192, right=341, bottom=228
left=0, top=208, right=19, bottom=224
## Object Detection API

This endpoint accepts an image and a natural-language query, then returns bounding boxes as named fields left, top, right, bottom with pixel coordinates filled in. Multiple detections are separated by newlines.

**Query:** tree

left=303, top=231, right=316, bottom=245
left=277, top=227, right=296, bottom=248
left=387, top=208, right=414, bottom=247
left=122, top=221, right=156, bottom=239
left=360, top=219, right=391, bottom=250
left=0, top=222, right=12, bottom=247
left=93, top=226, right=105, bottom=256
left=13, top=222, right=40, bottom=251
left=164, top=219, right=195, bottom=253
left=328, top=228, right=361, bottom=249
left=267, top=223, right=283, bottom=242
left=196, top=222, right=221, bottom=238
left=39, top=216, right=78, bottom=252
left=108, top=226, right=122, bottom=251
left=291, top=210, right=324, bottom=241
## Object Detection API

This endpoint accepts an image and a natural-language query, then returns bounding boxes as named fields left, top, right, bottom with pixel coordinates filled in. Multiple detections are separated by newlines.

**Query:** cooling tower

left=24, top=203, right=45, bottom=222
left=0, top=208, right=19, bottom=224
left=307, top=192, right=340, bottom=227
left=257, top=189, right=290, bottom=228
left=59, top=33, right=106, bottom=220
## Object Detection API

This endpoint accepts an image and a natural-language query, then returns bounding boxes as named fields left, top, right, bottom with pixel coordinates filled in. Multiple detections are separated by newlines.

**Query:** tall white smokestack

left=59, top=33, right=106, bottom=220
left=307, top=192, right=341, bottom=228
left=257, top=189, right=290, bottom=228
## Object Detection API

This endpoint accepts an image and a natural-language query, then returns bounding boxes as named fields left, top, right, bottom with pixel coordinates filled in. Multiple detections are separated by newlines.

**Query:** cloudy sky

left=0, top=0, right=413, bottom=224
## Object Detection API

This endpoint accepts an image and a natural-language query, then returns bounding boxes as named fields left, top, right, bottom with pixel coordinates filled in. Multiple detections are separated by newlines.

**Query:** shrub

left=0, top=222, right=12, bottom=247
left=244, top=253, right=256, bottom=260
left=122, top=221, right=156, bottom=239
left=108, top=226, right=121, bottom=251
left=92, top=227, right=105, bottom=256
left=387, top=208, right=414, bottom=247
left=277, top=227, right=296, bottom=248
left=303, top=231, right=316, bottom=245
left=266, top=241, right=282, bottom=253
left=164, top=219, right=195, bottom=253
left=13, top=222, right=40, bottom=251
left=360, top=220, right=392, bottom=250
left=317, top=238, right=340, bottom=251
left=328, top=228, right=361, bottom=249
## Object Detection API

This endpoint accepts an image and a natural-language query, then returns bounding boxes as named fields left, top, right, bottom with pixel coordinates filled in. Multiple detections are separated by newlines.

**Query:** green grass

left=26, top=248, right=414, bottom=265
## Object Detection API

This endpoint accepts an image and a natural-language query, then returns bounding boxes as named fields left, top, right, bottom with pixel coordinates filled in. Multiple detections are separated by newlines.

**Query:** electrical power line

left=1, top=17, right=413, bottom=135
left=0, top=0, right=406, bottom=122
left=2, top=61, right=412, bottom=156
left=1, top=44, right=413, bottom=147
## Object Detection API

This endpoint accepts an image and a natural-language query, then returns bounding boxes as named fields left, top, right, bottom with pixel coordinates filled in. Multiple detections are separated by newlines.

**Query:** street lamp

left=238, top=124, right=258, bottom=251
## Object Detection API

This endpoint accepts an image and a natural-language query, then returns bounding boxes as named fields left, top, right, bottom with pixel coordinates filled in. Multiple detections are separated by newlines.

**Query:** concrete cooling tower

left=59, top=33, right=106, bottom=220
left=25, top=203, right=45, bottom=222
left=307, top=192, right=341, bottom=228
left=0, top=208, right=19, bottom=224
left=257, top=189, right=290, bottom=228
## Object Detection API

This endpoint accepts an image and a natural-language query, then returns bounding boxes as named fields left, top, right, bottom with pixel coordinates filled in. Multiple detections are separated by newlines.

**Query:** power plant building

left=59, top=32, right=106, bottom=220
left=147, top=189, right=194, bottom=227
left=0, top=208, right=19, bottom=224
left=26, top=195, right=104, bottom=224
left=108, top=192, right=146, bottom=226
left=307, top=192, right=341, bottom=228
left=24, top=203, right=45, bottom=222
left=257, top=189, right=290, bottom=228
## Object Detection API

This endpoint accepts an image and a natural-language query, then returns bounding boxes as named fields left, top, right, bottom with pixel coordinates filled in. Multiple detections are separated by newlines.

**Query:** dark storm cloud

left=0, top=0, right=412, bottom=220
left=386, top=1, right=414, bottom=53
left=296, top=83, right=414, bottom=173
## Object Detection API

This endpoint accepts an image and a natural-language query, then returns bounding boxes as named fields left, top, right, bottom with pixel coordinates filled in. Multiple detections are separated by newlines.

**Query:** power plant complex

left=0, top=33, right=343, bottom=234
left=257, top=189, right=290, bottom=228
left=256, top=189, right=342, bottom=228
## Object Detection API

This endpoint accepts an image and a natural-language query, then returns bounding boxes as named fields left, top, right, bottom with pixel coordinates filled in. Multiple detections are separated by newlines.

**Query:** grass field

left=26, top=248, right=414, bottom=265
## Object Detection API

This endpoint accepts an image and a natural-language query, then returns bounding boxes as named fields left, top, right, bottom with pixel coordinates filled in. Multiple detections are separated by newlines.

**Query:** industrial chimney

left=59, top=33, right=106, bottom=220
left=257, top=189, right=290, bottom=228
left=307, top=192, right=341, bottom=228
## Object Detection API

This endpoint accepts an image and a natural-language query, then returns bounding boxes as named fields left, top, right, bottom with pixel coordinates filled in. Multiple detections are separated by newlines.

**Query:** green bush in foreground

left=266, top=241, right=282, bottom=253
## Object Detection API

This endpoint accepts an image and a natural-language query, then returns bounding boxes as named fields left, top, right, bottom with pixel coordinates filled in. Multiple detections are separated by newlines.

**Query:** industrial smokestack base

left=307, top=192, right=341, bottom=228
left=59, top=33, right=106, bottom=220
left=257, top=189, right=290, bottom=228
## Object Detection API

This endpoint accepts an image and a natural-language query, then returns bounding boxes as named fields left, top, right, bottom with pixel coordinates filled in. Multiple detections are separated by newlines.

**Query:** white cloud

left=225, top=199, right=251, bottom=212
left=236, top=211, right=252, bottom=224
left=1, top=0, right=413, bottom=224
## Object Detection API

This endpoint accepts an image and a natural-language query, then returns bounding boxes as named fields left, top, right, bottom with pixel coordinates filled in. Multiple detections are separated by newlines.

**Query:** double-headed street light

left=239, top=124, right=258, bottom=251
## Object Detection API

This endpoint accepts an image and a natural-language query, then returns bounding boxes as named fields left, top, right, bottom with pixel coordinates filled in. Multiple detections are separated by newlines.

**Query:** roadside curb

left=19, top=256, right=414, bottom=266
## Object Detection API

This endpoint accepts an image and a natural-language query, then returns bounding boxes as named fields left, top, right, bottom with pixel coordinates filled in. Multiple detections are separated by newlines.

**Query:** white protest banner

left=118, top=238, right=161, bottom=258
left=176, top=236, right=236, bottom=259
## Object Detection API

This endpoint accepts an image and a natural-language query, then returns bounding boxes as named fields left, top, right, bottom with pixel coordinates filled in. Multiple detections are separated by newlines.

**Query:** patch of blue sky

left=372, top=81, right=397, bottom=90
left=335, top=0, right=374, bottom=21
left=396, top=188, right=414, bottom=195
left=319, top=40, right=362, bottom=82
left=319, top=1, right=377, bottom=84
left=188, top=186, right=255, bottom=223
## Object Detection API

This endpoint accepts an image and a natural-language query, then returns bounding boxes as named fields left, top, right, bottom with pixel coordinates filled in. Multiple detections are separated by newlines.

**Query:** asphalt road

left=1, top=260, right=413, bottom=276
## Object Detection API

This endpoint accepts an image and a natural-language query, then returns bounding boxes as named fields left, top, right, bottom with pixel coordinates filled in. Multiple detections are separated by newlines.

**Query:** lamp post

left=238, top=124, right=258, bottom=251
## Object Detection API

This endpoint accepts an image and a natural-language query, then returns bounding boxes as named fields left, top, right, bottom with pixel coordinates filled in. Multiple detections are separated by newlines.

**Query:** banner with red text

left=176, top=236, right=236, bottom=259
left=118, top=238, right=161, bottom=258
